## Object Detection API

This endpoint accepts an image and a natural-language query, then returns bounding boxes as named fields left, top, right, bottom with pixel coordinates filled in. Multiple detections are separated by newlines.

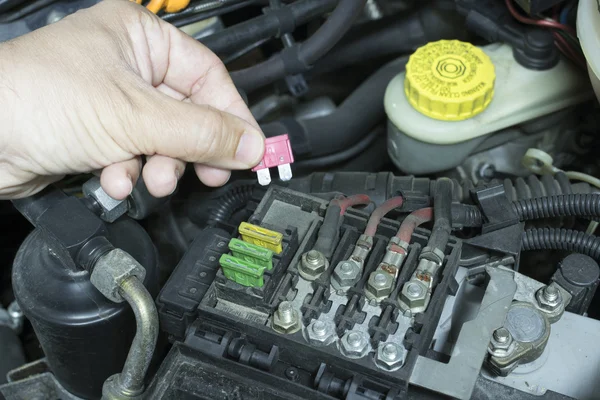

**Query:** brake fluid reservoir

left=385, top=40, right=592, bottom=175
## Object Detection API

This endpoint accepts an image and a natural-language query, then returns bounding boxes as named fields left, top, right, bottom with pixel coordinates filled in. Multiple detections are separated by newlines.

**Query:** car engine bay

left=2, top=0, right=600, bottom=399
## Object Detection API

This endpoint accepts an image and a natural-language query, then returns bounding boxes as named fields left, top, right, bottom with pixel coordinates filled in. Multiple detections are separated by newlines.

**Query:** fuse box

left=154, top=186, right=461, bottom=399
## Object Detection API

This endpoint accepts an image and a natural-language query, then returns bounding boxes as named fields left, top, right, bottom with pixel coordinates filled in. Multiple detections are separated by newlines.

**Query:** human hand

left=0, top=0, right=264, bottom=200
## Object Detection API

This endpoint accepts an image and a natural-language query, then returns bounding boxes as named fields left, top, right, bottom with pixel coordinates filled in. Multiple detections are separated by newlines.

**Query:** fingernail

left=236, top=131, right=264, bottom=166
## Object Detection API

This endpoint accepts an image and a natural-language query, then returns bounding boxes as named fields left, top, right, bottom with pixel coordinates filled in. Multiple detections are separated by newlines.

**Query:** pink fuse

left=252, top=134, right=294, bottom=186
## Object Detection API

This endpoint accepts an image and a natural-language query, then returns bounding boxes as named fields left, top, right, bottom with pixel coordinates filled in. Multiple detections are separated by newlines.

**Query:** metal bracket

left=410, top=267, right=517, bottom=400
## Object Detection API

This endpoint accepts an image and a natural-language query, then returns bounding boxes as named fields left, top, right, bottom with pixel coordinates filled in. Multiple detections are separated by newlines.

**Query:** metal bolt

left=341, top=262, right=352, bottom=273
left=406, top=282, right=423, bottom=298
left=382, top=343, right=398, bottom=361
left=306, top=250, right=320, bottom=264
left=272, top=302, right=301, bottom=334
left=312, top=321, right=327, bottom=336
left=493, top=327, right=510, bottom=344
left=347, top=332, right=363, bottom=348
left=277, top=301, right=294, bottom=324
left=7, top=302, right=22, bottom=321
left=543, top=285, right=559, bottom=302
left=373, top=273, right=387, bottom=287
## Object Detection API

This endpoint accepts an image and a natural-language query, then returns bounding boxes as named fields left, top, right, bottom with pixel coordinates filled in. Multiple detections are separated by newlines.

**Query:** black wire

left=0, top=0, right=57, bottom=22
left=165, top=0, right=258, bottom=27
left=293, top=126, right=384, bottom=170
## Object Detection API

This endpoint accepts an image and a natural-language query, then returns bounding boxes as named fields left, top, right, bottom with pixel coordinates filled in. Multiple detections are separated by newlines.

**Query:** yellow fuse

left=238, top=222, right=283, bottom=254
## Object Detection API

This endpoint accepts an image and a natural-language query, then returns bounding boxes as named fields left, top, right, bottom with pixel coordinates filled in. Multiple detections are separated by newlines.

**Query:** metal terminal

left=486, top=302, right=551, bottom=377
left=305, top=320, right=336, bottom=346
left=398, top=280, right=429, bottom=314
left=271, top=301, right=301, bottom=334
left=0, top=301, right=25, bottom=334
left=375, top=342, right=406, bottom=371
left=299, top=250, right=329, bottom=281
left=90, top=249, right=147, bottom=303
left=83, top=176, right=128, bottom=223
left=330, top=260, right=361, bottom=293
left=365, top=271, right=394, bottom=302
left=415, top=258, right=442, bottom=283
left=339, top=330, right=370, bottom=359
left=420, top=247, right=445, bottom=265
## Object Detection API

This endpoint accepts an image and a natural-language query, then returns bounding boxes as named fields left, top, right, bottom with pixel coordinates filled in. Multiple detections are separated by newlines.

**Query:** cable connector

left=252, top=134, right=295, bottom=185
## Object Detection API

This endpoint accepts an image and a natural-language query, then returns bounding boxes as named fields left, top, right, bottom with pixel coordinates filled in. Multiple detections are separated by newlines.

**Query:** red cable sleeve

left=332, top=194, right=371, bottom=216
left=364, top=196, right=404, bottom=237
left=395, top=207, right=434, bottom=245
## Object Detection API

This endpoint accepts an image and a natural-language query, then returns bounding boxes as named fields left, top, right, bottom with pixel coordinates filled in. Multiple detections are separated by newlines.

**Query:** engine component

left=552, top=253, right=600, bottom=315
left=385, top=40, right=592, bottom=175
left=10, top=204, right=158, bottom=399
left=153, top=185, right=461, bottom=398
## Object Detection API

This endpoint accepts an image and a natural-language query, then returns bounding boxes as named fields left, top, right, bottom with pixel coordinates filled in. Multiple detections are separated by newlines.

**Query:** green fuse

left=219, top=254, right=266, bottom=287
left=228, top=238, right=274, bottom=270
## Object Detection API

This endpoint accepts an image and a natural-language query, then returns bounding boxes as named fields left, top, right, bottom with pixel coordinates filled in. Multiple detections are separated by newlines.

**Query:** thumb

left=131, top=91, right=265, bottom=170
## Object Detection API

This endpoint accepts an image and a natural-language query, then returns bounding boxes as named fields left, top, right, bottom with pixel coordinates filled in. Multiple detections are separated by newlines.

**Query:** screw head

left=375, top=342, right=405, bottom=371
left=341, top=262, right=352, bottom=273
left=493, top=327, right=510, bottom=344
left=382, top=343, right=398, bottom=360
left=406, top=282, right=423, bottom=298
left=374, top=273, right=387, bottom=286
left=347, top=332, right=363, bottom=348
left=312, top=321, right=326, bottom=336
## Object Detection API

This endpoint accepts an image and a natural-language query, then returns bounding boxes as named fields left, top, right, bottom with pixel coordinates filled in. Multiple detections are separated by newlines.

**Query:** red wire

left=553, top=32, right=585, bottom=66
left=333, top=194, right=371, bottom=216
left=364, top=196, right=404, bottom=237
left=505, top=0, right=577, bottom=36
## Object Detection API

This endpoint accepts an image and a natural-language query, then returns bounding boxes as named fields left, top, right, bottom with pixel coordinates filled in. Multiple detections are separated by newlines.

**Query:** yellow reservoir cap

left=404, top=40, right=496, bottom=121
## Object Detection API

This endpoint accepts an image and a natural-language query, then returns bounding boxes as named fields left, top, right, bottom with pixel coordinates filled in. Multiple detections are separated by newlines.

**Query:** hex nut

left=398, top=281, right=427, bottom=311
left=90, top=249, right=147, bottom=303
left=272, top=303, right=302, bottom=334
left=366, top=271, right=394, bottom=299
left=536, top=285, right=563, bottom=312
left=83, top=176, right=128, bottom=223
left=306, top=320, right=336, bottom=346
left=339, top=330, right=370, bottom=359
left=331, top=261, right=361, bottom=290
left=299, top=250, right=329, bottom=281
left=375, top=342, right=406, bottom=371
left=488, top=327, right=514, bottom=358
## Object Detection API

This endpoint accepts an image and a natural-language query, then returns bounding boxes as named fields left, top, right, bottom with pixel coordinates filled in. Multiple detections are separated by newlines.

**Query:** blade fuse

left=252, top=134, right=294, bottom=186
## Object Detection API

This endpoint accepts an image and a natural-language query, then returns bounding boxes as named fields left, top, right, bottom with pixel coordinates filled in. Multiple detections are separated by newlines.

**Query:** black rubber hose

left=231, top=0, right=367, bottom=92
left=207, top=185, right=254, bottom=226
left=0, top=0, right=25, bottom=13
left=261, top=56, right=409, bottom=157
left=512, top=194, right=600, bottom=221
left=200, top=0, right=337, bottom=56
left=522, top=228, right=600, bottom=261
left=310, top=6, right=467, bottom=76
left=427, top=178, right=453, bottom=253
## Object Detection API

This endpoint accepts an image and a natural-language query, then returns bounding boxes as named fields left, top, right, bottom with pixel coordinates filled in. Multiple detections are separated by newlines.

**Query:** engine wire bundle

left=505, top=0, right=586, bottom=68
